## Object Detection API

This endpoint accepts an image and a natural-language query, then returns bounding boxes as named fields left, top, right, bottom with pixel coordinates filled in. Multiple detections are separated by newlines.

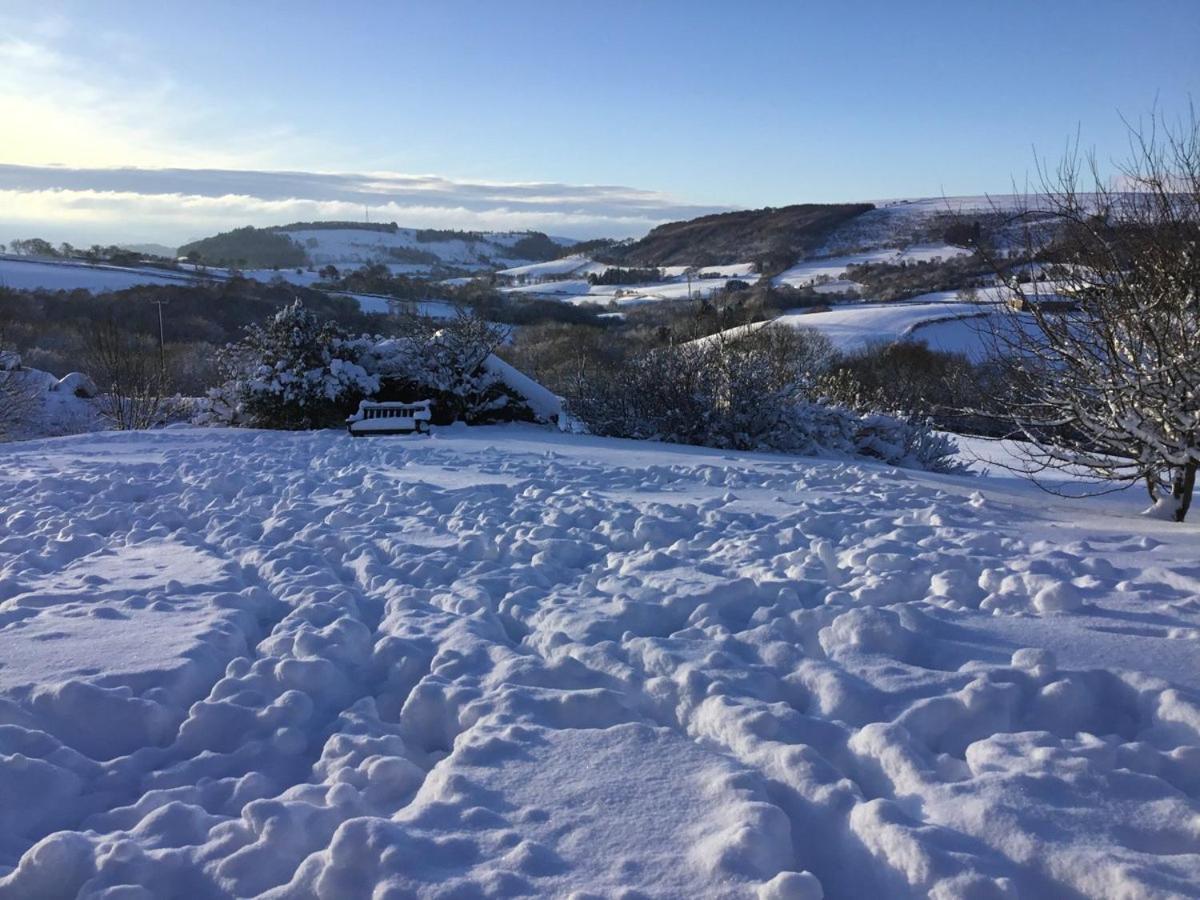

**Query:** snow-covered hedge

left=566, top=325, right=964, bottom=473
left=210, top=301, right=541, bottom=430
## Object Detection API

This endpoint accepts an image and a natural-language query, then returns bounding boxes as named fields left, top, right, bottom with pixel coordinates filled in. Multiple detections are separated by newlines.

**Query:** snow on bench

left=346, top=400, right=432, bottom=436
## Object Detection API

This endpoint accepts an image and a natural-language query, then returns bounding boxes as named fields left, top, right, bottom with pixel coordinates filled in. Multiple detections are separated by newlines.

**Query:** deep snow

left=1, top=426, right=1199, bottom=898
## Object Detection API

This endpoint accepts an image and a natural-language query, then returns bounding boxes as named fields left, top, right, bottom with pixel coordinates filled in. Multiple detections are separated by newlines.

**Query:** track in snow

left=1, top=426, right=1199, bottom=898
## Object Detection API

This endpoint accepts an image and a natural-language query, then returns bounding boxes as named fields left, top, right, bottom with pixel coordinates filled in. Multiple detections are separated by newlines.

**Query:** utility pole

left=151, top=298, right=168, bottom=376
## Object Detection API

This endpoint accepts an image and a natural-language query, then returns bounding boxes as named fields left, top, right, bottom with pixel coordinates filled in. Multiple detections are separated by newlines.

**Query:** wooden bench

left=347, top=400, right=433, bottom=436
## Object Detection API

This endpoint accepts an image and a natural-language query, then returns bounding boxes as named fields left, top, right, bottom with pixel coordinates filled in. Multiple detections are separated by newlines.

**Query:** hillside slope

left=607, top=202, right=874, bottom=268
left=180, top=222, right=573, bottom=272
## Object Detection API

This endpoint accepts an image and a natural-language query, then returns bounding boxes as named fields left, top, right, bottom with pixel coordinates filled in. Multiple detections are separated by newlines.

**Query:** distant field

left=0, top=257, right=197, bottom=292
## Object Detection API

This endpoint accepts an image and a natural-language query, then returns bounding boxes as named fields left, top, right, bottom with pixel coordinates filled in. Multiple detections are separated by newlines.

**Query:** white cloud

left=0, top=167, right=723, bottom=244
left=0, top=14, right=722, bottom=244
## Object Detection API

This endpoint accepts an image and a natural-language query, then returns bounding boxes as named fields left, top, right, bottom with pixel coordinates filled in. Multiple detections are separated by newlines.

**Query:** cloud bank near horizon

left=0, top=165, right=726, bottom=248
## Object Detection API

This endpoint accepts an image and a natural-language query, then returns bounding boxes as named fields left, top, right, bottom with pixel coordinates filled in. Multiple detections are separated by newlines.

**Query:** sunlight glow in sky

left=2, top=0, right=1197, bottom=245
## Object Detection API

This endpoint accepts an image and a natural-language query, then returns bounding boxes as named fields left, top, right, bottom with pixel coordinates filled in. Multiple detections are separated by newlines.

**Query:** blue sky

left=1, top=0, right=1197, bottom=243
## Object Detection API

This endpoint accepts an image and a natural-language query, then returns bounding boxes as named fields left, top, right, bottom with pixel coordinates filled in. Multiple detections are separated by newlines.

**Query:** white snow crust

left=2, top=425, right=1199, bottom=897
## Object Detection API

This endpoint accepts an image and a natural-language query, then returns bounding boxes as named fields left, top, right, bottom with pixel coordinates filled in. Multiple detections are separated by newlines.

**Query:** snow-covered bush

left=360, top=314, right=535, bottom=425
left=565, top=324, right=964, bottom=472
left=213, top=302, right=537, bottom=430
left=848, top=410, right=964, bottom=471
left=215, top=301, right=378, bottom=430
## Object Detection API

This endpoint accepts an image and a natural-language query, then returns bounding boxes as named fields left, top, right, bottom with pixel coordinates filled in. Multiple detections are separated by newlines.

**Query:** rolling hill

left=604, top=202, right=875, bottom=269
left=179, top=222, right=576, bottom=272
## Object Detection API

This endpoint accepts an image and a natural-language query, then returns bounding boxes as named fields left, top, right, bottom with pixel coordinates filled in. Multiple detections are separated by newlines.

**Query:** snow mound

left=53, top=372, right=98, bottom=398
left=0, top=426, right=1197, bottom=898
left=1, top=362, right=101, bottom=440
left=483, top=354, right=562, bottom=422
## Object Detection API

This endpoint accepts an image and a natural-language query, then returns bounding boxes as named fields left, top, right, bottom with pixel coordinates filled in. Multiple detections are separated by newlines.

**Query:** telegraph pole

left=151, top=298, right=168, bottom=376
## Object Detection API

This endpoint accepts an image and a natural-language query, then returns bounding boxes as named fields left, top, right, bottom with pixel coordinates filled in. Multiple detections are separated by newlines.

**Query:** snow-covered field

left=496, top=254, right=611, bottom=281
left=705, top=301, right=990, bottom=354
left=504, top=273, right=760, bottom=308
left=909, top=312, right=1026, bottom=362
left=496, top=241, right=972, bottom=311
left=281, top=228, right=559, bottom=273
left=0, top=258, right=198, bottom=292
left=773, top=244, right=972, bottom=291
left=498, top=256, right=762, bottom=308
left=1, top=425, right=1198, bottom=898
left=0, top=258, right=443, bottom=318
left=772, top=302, right=988, bottom=353
left=816, top=198, right=1028, bottom=256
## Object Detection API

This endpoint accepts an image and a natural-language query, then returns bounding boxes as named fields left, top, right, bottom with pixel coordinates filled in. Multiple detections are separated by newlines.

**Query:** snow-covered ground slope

left=280, top=228, right=565, bottom=273
left=502, top=267, right=762, bottom=308
left=0, top=257, right=198, bottom=292
left=908, top=311, right=1034, bottom=362
left=705, top=300, right=991, bottom=354
left=495, top=254, right=611, bottom=281
left=773, top=244, right=972, bottom=292
left=773, top=301, right=989, bottom=352
left=817, top=196, right=1028, bottom=256
left=502, top=242, right=972, bottom=309
left=498, top=253, right=763, bottom=308
left=1, top=426, right=1198, bottom=898
left=507, top=276, right=756, bottom=308
left=328, top=294, right=462, bottom=318
left=0, top=257, right=452, bottom=317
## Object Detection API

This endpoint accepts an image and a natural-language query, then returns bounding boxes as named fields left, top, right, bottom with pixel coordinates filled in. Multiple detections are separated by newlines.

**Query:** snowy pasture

left=282, top=228, right=548, bottom=272
left=496, top=254, right=611, bottom=281
left=769, top=302, right=989, bottom=353
left=0, top=258, right=434, bottom=317
left=0, top=258, right=197, bottom=292
left=1, top=426, right=1198, bottom=898
left=504, top=273, right=760, bottom=308
left=703, top=301, right=991, bottom=355
left=772, top=244, right=973, bottom=292
left=909, top=313, right=1028, bottom=362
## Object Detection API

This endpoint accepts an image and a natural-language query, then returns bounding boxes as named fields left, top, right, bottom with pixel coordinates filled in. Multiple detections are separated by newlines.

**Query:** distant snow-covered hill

left=179, top=223, right=576, bottom=273
left=1, top=196, right=1043, bottom=326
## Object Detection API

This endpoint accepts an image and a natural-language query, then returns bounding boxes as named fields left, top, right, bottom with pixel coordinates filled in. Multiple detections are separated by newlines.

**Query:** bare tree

left=978, top=107, right=1200, bottom=520
left=0, top=332, right=40, bottom=440
left=83, top=316, right=170, bottom=430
